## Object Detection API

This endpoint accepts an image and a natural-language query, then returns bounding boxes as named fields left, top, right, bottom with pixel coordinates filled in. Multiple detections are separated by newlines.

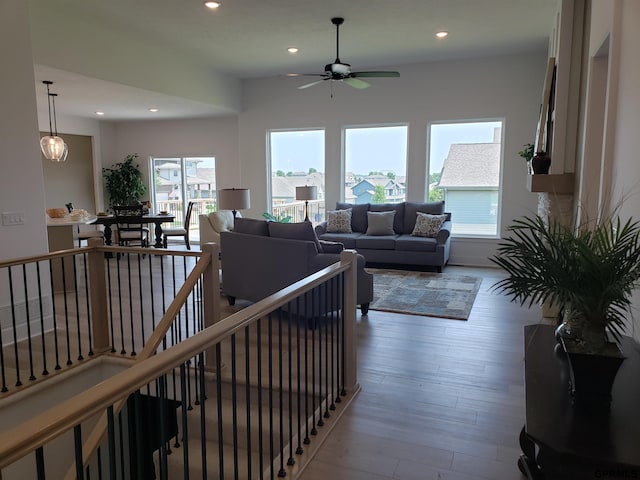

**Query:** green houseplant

left=491, top=213, right=640, bottom=403
left=103, top=154, right=147, bottom=209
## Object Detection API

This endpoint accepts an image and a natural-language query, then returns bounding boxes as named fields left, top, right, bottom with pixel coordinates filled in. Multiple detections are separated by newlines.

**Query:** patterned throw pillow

left=411, top=212, right=447, bottom=238
left=326, top=209, right=353, bottom=233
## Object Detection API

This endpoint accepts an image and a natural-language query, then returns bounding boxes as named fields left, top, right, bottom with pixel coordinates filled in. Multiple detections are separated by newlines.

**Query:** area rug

left=367, top=269, right=482, bottom=320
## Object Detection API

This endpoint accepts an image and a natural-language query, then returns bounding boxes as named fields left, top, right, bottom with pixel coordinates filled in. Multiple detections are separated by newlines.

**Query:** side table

left=519, top=325, right=640, bottom=479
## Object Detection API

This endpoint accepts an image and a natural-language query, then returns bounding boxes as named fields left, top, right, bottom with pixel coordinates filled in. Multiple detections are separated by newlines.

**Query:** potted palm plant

left=491, top=213, right=640, bottom=405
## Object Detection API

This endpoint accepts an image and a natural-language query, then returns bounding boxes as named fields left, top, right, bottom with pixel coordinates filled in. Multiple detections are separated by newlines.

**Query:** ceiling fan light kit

left=295, top=17, right=400, bottom=91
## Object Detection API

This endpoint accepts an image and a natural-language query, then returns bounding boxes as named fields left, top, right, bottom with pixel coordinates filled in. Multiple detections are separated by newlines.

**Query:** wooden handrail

left=0, top=254, right=355, bottom=471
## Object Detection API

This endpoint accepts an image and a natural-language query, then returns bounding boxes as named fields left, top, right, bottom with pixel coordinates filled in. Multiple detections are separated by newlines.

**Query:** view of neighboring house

left=348, top=174, right=406, bottom=204
left=154, top=161, right=217, bottom=202
left=436, top=131, right=501, bottom=236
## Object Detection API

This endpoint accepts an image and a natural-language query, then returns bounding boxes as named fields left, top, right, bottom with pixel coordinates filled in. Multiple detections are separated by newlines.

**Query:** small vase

left=531, top=151, right=551, bottom=174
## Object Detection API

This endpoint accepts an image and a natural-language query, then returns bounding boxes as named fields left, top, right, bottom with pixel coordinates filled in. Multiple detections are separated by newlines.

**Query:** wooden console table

left=519, top=325, right=640, bottom=479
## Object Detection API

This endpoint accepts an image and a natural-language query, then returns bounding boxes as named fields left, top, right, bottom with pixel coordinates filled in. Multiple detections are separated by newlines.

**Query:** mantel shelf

left=527, top=173, right=574, bottom=194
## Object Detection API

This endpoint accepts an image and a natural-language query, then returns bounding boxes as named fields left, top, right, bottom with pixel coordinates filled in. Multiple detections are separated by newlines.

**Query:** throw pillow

left=326, top=209, right=353, bottom=233
left=268, top=221, right=323, bottom=253
left=365, top=211, right=396, bottom=236
left=412, top=212, right=447, bottom=238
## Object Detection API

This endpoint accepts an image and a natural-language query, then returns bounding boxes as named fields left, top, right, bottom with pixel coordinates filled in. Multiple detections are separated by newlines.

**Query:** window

left=428, top=120, right=503, bottom=236
left=344, top=125, right=408, bottom=204
left=150, top=156, right=216, bottom=241
left=268, top=129, right=325, bottom=223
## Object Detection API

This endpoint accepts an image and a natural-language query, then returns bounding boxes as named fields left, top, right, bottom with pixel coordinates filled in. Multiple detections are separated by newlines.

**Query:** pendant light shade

left=40, top=81, right=68, bottom=162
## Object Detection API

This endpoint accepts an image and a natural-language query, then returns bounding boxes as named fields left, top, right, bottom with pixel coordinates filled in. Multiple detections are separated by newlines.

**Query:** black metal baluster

left=330, top=276, right=337, bottom=410
left=97, top=446, right=103, bottom=480
left=8, top=267, right=22, bottom=386
left=72, top=254, right=84, bottom=361
left=0, top=284, right=7, bottom=392
left=137, top=254, right=145, bottom=349
left=295, top=297, right=303, bottom=455
left=231, top=333, right=239, bottom=479
left=340, top=272, right=346, bottom=397
left=277, top=309, right=286, bottom=477
left=245, top=325, right=253, bottom=480
left=127, top=253, right=136, bottom=356
left=74, top=424, right=84, bottom=480
left=48, top=259, right=62, bottom=370
left=107, top=406, right=116, bottom=480
left=105, top=256, right=116, bottom=353
left=324, top=278, right=331, bottom=418
left=118, top=411, right=125, bottom=480
left=257, top=317, right=265, bottom=476
left=148, top=254, right=157, bottom=332
left=179, top=363, right=190, bottom=480
left=287, top=306, right=294, bottom=467
left=21, top=264, right=36, bottom=381
left=115, top=254, right=126, bottom=354
left=36, top=446, right=46, bottom=479
left=303, top=292, right=310, bottom=445
left=268, top=313, right=275, bottom=480
left=311, top=287, right=318, bottom=435
left=82, top=252, right=94, bottom=356
left=216, top=343, right=224, bottom=479
left=60, top=257, right=73, bottom=366
left=198, top=351, right=207, bottom=480
left=35, top=261, right=49, bottom=376
left=317, top=284, right=325, bottom=427
left=159, top=377, right=169, bottom=479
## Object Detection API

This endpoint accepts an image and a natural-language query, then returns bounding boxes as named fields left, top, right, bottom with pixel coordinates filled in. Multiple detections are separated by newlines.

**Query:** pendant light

left=40, top=80, right=68, bottom=162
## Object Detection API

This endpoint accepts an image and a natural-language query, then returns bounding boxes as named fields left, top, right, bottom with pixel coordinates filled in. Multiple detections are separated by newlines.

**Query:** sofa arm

left=198, top=214, right=219, bottom=245
left=319, top=240, right=344, bottom=254
left=436, top=220, right=452, bottom=244
left=315, top=222, right=328, bottom=236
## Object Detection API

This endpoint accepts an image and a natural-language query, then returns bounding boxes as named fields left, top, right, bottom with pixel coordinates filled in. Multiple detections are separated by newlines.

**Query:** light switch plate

left=2, top=212, right=25, bottom=226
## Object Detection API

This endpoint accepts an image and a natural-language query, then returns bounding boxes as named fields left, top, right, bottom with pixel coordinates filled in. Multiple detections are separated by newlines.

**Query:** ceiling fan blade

left=298, top=79, right=327, bottom=89
left=343, top=77, right=370, bottom=89
left=350, top=71, right=400, bottom=78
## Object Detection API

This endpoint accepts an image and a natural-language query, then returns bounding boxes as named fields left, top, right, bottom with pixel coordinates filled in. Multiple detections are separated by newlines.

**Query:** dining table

left=92, top=213, right=176, bottom=248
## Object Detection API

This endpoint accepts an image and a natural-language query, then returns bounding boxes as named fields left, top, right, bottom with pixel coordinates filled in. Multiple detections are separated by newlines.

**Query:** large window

left=428, top=121, right=503, bottom=236
left=150, top=156, right=216, bottom=240
left=344, top=125, right=408, bottom=204
left=268, top=129, right=325, bottom=223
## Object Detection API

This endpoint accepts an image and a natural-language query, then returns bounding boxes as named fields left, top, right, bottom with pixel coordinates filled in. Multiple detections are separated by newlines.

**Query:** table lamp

left=296, top=185, right=317, bottom=222
left=218, top=188, right=250, bottom=218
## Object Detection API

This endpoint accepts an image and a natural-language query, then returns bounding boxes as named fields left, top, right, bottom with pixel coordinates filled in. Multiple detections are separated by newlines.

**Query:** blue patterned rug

left=367, top=269, right=482, bottom=320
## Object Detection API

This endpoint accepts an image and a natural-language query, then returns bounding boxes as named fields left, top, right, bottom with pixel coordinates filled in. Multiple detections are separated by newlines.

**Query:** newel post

left=201, top=242, right=221, bottom=367
left=340, top=249, right=358, bottom=393
left=87, top=237, right=110, bottom=354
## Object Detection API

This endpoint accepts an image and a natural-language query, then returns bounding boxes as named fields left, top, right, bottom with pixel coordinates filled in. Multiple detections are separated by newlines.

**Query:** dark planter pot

left=560, top=337, right=625, bottom=408
left=531, top=151, right=551, bottom=174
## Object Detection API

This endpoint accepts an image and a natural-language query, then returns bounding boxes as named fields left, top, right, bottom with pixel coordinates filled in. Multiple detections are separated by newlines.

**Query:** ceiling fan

left=296, top=17, right=400, bottom=90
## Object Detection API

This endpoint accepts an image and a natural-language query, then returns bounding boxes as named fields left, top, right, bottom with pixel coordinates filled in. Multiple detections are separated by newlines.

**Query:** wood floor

left=299, top=265, right=540, bottom=480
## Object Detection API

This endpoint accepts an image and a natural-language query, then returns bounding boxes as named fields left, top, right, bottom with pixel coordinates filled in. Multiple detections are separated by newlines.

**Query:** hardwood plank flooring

left=300, top=266, right=540, bottom=480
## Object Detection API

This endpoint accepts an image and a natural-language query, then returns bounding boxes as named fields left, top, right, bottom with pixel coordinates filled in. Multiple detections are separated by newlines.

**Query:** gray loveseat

left=315, top=201, right=451, bottom=272
left=220, top=218, right=374, bottom=315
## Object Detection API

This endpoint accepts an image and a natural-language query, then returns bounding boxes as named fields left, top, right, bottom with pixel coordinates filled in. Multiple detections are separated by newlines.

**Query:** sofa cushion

left=365, top=211, right=396, bottom=236
left=326, top=209, right=353, bottom=233
left=318, top=232, right=361, bottom=249
left=268, top=221, right=323, bottom=253
left=336, top=202, right=369, bottom=233
left=412, top=213, right=447, bottom=238
left=208, top=210, right=237, bottom=233
left=233, top=217, right=269, bottom=236
left=370, top=203, right=405, bottom=234
left=395, top=235, right=438, bottom=252
left=403, top=201, right=445, bottom=234
left=356, top=234, right=397, bottom=250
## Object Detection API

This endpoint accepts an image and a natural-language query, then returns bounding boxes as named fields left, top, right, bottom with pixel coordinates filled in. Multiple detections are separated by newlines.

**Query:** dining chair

left=113, top=205, right=149, bottom=248
left=162, top=201, right=194, bottom=249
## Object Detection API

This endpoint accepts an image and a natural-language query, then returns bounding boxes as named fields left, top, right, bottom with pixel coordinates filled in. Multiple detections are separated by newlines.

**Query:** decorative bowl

left=159, top=211, right=169, bottom=215
left=46, top=208, right=67, bottom=218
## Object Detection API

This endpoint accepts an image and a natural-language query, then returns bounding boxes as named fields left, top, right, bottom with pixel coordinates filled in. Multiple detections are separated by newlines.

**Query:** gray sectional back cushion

left=233, top=217, right=270, bottom=236
left=336, top=202, right=369, bottom=232
left=268, top=221, right=323, bottom=253
left=402, top=201, right=445, bottom=234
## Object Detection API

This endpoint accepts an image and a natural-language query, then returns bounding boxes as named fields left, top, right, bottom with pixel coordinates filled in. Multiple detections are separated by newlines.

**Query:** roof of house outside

left=271, top=172, right=325, bottom=198
left=438, top=143, right=501, bottom=188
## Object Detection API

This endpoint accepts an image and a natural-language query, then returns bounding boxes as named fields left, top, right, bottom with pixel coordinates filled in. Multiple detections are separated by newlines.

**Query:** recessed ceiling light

left=204, top=1, right=220, bottom=9
left=148, top=108, right=159, bottom=113
left=287, top=47, right=299, bottom=54
left=95, top=111, right=105, bottom=116
left=435, top=31, right=449, bottom=39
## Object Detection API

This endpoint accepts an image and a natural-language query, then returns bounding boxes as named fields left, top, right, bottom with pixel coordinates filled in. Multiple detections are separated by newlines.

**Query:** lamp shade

left=218, top=188, right=250, bottom=211
left=295, top=185, right=317, bottom=201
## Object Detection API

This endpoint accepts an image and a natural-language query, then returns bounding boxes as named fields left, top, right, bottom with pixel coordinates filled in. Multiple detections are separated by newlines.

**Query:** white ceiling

left=30, top=0, right=559, bottom=121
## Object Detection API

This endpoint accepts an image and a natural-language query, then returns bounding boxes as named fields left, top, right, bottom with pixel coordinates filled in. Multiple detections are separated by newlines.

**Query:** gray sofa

left=315, top=201, right=451, bottom=272
left=220, top=218, right=374, bottom=315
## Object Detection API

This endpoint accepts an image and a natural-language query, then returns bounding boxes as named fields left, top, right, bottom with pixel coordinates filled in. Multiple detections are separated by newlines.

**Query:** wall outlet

left=2, top=212, right=25, bottom=226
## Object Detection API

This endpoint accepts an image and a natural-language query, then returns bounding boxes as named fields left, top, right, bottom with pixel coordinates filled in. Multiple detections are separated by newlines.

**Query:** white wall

left=238, top=52, right=548, bottom=265
left=0, top=0, right=48, bottom=261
